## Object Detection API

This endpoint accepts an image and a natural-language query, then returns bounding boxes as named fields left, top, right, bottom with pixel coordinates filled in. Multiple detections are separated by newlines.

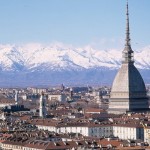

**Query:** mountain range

left=0, top=43, right=150, bottom=87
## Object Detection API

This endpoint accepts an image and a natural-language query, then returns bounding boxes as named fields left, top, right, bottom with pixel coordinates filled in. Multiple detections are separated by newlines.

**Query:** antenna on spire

left=125, top=0, right=130, bottom=46
left=122, top=0, right=134, bottom=63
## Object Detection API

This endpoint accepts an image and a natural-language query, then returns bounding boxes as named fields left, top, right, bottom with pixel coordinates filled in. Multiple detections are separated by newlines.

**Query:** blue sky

left=0, top=0, right=149, bottom=49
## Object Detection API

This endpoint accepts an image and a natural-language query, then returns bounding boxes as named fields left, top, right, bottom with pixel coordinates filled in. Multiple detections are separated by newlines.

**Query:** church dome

left=111, top=63, right=146, bottom=93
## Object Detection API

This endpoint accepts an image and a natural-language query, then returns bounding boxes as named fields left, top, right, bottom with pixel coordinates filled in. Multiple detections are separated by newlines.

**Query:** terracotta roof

left=24, top=140, right=93, bottom=150
left=116, top=146, right=147, bottom=150
left=29, top=118, right=112, bottom=128
left=98, top=138, right=122, bottom=147
left=85, top=108, right=106, bottom=113
left=113, top=121, right=143, bottom=128
left=0, top=98, right=15, bottom=104
left=2, top=138, right=28, bottom=146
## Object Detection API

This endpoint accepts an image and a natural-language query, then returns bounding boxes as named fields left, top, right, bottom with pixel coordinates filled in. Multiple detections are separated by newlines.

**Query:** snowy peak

left=0, top=43, right=149, bottom=72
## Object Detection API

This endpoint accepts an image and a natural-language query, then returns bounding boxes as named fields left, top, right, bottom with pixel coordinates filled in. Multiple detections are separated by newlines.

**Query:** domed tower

left=108, top=1, right=149, bottom=114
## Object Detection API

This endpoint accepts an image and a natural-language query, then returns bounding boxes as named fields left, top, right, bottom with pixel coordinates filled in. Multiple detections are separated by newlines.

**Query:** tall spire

left=125, top=0, right=130, bottom=46
left=123, top=0, right=134, bottom=64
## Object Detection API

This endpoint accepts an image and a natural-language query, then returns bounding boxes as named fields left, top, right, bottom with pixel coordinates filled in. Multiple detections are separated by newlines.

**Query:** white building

left=31, top=120, right=113, bottom=138
left=0, top=112, right=6, bottom=121
left=39, top=94, right=47, bottom=118
left=37, top=124, right=113, bottom=138
left=15, top=90, right=18, bottom=105
left=20, top=94, right=27, bottom=101
left=113, top=123, right=144, bottom=140
left=142, top=124, right=150, bottom=144
left=31, top=119, right=144, bottom=141
left=48, top=94, right=67, bottom=102
left=31, top=88, right=47, bottom=94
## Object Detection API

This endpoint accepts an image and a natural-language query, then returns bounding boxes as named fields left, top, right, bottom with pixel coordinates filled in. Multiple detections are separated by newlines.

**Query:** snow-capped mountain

left=0, top=43, right=150, bottom=86
left=0, top=43, right=150, bottom=71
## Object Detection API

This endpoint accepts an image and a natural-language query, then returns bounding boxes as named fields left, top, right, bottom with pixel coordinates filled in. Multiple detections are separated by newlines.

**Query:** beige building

left=48, top=93, right=68, bottom=102
left=0, top=98, right=15, bottom=108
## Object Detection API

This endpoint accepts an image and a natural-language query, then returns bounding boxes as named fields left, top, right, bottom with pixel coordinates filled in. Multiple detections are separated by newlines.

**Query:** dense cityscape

left=0, top=84, right=150, bottom=150
left=0, top=0, right=150, bottom=150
